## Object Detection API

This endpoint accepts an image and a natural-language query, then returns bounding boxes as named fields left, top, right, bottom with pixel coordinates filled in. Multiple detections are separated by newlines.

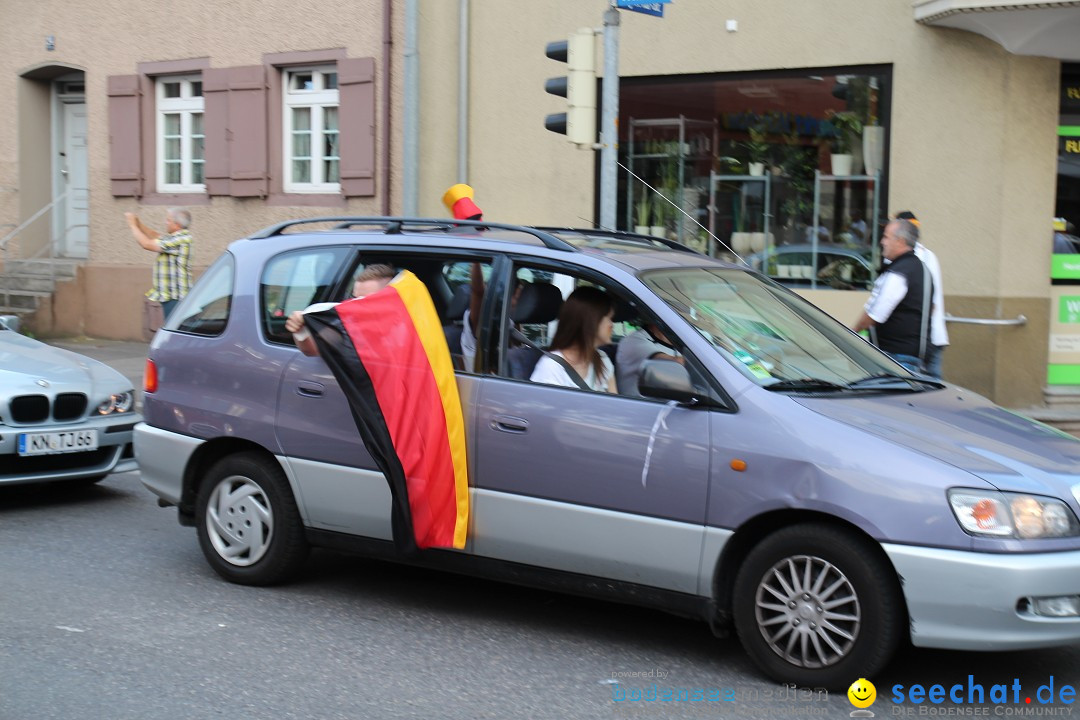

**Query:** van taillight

left=144, top=359, right=158, bottom=393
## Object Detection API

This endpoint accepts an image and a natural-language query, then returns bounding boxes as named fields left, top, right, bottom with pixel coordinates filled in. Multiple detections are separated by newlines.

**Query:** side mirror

left=638, top=359, right=711, bottom=406
left=0, top=314, right=20, bottom=333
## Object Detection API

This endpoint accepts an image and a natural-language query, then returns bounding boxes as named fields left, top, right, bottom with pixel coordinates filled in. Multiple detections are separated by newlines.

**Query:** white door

left=59, top=101, right=89, bottom=258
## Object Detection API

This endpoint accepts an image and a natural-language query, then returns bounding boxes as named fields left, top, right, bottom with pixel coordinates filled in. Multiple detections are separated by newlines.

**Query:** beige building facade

left=1, top=0, right=1077, bottom=409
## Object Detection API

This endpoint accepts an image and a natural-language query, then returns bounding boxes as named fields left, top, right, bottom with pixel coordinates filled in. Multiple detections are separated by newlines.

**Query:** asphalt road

left=3, top=470, right=1080, bottom=720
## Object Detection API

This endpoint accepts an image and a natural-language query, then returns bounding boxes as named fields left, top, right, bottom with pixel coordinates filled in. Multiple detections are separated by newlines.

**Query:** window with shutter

left=155, top=75, right=205, bottom=193
left=338, top=57, right=376, bottom=198
left=282, top=66, right=340, bottom=193
left=107, top=75, right=143, bottom=197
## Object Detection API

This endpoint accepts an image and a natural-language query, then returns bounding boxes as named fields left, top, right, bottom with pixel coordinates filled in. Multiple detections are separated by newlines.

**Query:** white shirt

left=615, top=329, right=678, bottom=396
left=914, top=242, right=949, bottom=347
left=864, top=272, right=908, bottom=324
left=530, top=350, right=614, bottom=392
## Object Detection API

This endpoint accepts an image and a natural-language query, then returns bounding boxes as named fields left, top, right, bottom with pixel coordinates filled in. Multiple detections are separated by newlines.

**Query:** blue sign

left=615, top=0, right=670, bottom=18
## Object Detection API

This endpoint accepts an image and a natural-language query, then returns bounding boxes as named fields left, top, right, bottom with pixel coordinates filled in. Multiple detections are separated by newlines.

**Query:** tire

left=195, top=452, right=309, bottom=586
left=732, top=523, right=904, bottom=689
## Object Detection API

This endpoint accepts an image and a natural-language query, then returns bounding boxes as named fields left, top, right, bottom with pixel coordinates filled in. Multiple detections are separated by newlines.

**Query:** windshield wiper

left=764, top=378, right=850, bottom=392
left=848, top=373, right=944, bottom=391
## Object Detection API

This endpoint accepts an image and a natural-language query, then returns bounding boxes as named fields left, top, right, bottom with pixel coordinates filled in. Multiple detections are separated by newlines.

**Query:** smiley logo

left=848, top=678, right=877, bottom=709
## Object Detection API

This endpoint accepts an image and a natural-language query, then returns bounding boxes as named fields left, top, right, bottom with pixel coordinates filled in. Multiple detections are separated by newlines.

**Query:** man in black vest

left=853, top=218, right=932, bottom=373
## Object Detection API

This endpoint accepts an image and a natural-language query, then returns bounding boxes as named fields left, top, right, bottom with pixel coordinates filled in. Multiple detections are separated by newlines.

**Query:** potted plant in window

left=634, top=188, right=653, bottom=235
left=743, top=117, right=771, bottom=176
left=826, top=110, right=862, bottom=177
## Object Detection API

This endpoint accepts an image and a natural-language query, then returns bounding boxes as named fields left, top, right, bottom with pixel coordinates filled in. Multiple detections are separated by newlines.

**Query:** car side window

left=327, top=252, right=495, bottom=372
left=490, top=263, right=640, bottom=395
left=261, top=247, right=352, bottom=344
left=165, top=252, right=234, bottom=336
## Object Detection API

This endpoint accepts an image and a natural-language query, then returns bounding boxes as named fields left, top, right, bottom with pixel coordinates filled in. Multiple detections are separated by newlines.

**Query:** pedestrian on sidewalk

left=853, top=218, right=933, bottom=374
left=125, top=208, right=193, bottom=323
left=894, top=210, right=949, bottom=380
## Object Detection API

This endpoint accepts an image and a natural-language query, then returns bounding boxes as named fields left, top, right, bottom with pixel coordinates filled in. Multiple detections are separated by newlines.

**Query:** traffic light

left=544, top=27, right=597, bottom=147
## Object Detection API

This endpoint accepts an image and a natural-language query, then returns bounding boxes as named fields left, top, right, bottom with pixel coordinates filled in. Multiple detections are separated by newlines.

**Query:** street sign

left=615, top=0, right=670, bottom=18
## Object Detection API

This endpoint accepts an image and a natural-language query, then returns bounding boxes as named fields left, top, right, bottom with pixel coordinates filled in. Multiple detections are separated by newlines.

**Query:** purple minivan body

left=134, top=219, right=1080, bottom=687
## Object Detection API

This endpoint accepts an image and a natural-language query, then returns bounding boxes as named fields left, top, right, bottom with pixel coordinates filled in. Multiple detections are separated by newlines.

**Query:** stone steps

left=0, top=258, right=81, bottom=322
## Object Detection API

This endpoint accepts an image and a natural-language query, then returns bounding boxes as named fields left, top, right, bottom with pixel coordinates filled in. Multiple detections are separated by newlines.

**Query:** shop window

left=620, top=67, right=891, bottom=290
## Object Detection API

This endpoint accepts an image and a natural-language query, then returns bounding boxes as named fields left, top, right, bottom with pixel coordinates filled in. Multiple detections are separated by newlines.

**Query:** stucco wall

left=0, top=0, right=403, bottom=279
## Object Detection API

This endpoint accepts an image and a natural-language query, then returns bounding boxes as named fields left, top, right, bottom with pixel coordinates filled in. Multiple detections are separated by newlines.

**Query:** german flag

left=304, top=271, right=469, bottom=551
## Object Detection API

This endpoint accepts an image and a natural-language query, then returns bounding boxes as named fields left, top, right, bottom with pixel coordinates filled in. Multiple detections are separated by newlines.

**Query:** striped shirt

left=146, top=229, right=193, bottom=302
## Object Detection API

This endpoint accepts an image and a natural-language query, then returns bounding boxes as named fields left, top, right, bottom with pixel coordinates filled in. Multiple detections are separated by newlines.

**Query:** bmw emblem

left=36, top=379, right=49, bottom=388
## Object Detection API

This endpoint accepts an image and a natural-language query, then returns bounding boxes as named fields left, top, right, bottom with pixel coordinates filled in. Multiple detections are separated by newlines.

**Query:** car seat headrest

left=446, top=284, right=471, bottom=322
left=511, top=282, right=563, bottom=325
left=611, top=296, right=636, bottom=323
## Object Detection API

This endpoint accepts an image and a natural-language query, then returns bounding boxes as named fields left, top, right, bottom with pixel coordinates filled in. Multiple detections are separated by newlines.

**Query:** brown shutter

left=202, top=68, right=231, bottom=196
left=107, top=75, right=142, bottom=196
left=227, top=66, right=268, bottom=197
left=338, top=57, right=376, bottom=197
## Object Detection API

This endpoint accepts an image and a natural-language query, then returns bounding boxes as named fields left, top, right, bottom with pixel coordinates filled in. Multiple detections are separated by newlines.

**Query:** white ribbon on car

left=641, top=401, right=679, bottom=488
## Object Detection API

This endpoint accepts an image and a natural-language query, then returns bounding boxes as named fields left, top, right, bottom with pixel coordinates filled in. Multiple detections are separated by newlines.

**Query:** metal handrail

left=0, top=188, right=76, bottom=251
left=945, top=313, right=1027, bottom=326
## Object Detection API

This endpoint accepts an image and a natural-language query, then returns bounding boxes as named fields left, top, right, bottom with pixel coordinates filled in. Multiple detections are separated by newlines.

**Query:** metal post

left=812, top=170, right=821, bottom=290
left=600, top=6, right=620, bottom=230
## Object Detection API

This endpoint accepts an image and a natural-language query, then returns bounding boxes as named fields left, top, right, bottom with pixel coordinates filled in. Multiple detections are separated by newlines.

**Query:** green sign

left=1051, top=255, right=1080, bottom=279
left=1061, top=296, right=1080, bottom=323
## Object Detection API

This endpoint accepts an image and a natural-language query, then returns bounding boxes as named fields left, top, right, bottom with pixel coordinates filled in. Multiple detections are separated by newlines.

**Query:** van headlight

left=949, top=489, right=1080, bottom=539
left=96, top=391, right=135, bottom=415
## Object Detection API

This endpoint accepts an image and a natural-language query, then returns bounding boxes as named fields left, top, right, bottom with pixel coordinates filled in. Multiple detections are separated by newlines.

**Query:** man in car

left=615, top=323, right=683, bottom=396
left=853, top=218, right=932, bottom=374
left=285, top=264, right=396, bottom=357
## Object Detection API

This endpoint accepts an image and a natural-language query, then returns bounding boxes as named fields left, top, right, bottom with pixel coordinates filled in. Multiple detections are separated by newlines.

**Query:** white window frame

left=155, top=74, right=205, bottom=193
left=282, top=66, right=340, bottom=193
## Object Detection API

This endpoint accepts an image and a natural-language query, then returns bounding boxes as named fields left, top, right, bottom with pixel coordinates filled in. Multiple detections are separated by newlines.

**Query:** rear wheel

left=195, top=452, right=309, bottom=585
left=732, top=523, right=904, bottom=689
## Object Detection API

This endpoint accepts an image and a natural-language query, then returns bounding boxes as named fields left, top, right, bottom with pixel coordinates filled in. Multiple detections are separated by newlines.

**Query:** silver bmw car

left=0, top=316, right=140, bottom=486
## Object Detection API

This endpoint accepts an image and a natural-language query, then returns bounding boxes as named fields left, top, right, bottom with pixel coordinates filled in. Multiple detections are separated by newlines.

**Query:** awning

left=913, top=1, right=1080, bottom=60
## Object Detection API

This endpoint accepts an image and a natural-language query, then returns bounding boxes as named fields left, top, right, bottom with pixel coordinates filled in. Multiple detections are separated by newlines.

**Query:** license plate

left=17, top=429, right=99, bottom=456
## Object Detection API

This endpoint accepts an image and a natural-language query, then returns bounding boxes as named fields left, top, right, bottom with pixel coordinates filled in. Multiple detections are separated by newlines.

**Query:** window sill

left=267, top=193, right=346, bottom=208
left=140, top=192, right=211, bottom=206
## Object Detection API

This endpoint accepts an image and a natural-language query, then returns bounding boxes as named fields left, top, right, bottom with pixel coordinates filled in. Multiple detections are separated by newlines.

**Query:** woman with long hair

left=530, top=285, right=616, bottom=392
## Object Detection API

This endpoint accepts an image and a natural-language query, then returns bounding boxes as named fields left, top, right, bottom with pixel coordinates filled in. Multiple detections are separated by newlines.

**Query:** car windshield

left=642, top=267, right=915, bottom=388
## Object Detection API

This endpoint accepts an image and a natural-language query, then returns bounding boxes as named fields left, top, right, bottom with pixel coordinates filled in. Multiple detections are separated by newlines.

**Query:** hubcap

left=754, top=555, right=861, bottom=668
left=205, top=475, right=273, bottom=567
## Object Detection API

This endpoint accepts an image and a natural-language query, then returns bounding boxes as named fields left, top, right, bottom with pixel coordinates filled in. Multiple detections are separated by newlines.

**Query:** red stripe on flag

left=335, top=289, right=458, bottom=548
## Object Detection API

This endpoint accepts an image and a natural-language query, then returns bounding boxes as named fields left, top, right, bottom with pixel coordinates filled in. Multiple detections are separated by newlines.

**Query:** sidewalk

left=48, top=336, right=150, bottom=408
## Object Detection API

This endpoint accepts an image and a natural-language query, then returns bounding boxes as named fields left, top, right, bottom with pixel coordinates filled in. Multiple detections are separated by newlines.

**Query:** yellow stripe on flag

left=392, top=271, right=470, bottom=548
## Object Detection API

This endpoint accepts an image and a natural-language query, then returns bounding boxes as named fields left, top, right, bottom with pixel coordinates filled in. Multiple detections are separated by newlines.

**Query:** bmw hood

left=0, top=332, right=130, bottom=394
left=795, top=387, right=1080, bottom=501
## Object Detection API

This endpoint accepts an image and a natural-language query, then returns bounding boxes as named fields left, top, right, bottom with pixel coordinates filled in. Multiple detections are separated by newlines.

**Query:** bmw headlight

left=949, top=489, right=1080, bottom=539
left=96, top=391, right=135, bottom=415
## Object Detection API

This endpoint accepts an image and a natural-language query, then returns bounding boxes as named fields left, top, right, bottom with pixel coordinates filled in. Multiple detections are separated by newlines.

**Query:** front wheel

left=195, top=452, right=309, bottom=586
left=732, top=523, right=904, bottom=689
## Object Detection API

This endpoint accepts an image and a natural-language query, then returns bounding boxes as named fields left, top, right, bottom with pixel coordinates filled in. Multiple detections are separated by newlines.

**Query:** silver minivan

left=135, top=218, right=1080, bottom=688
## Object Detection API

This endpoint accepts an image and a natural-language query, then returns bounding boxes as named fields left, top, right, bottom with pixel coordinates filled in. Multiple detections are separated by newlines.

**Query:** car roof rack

left=248, top=216, right=578, bottom=252
left=531, top=226, right=703, bottom=255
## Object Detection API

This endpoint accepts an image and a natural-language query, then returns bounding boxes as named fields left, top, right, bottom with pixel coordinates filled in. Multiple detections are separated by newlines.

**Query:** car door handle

left=296, top=381, right=324, bottom=398
left=490, top=414, right=528, bottom=434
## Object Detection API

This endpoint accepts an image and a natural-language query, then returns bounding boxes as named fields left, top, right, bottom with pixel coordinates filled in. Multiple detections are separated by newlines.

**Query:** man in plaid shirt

left=126, top=208, right=193, bottom=320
